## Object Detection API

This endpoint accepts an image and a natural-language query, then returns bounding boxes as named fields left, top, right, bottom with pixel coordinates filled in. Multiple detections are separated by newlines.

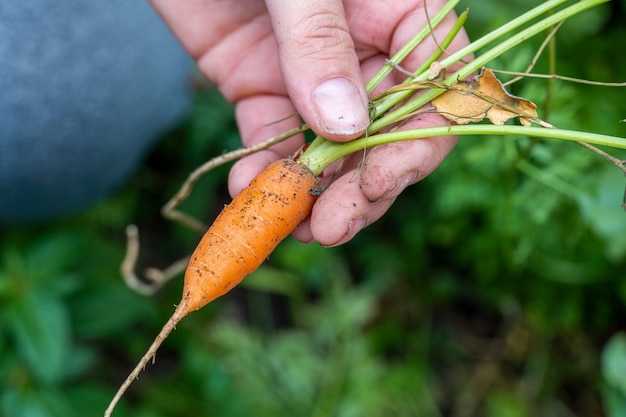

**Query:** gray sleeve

left=0, top=0, right=193, bottom=223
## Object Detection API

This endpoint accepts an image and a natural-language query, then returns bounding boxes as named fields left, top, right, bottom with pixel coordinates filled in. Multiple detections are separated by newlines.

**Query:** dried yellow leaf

left=432, top=68, right=538, bottom=126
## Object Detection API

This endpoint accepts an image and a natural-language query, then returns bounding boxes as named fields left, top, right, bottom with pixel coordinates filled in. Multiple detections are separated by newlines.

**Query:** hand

left=150, top=0, right=470, bottom=246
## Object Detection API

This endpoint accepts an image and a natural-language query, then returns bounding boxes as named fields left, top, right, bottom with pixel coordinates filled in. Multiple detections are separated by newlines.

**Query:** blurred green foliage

left=1, top=1, right=625, bottom=416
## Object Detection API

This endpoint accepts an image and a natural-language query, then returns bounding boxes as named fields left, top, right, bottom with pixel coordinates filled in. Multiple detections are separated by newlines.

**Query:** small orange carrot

left=105, top=158, right=319, bottom=417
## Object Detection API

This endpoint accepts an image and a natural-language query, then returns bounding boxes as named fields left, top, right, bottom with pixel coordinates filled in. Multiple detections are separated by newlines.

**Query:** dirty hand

left=150, top=0, right=470, bottom=246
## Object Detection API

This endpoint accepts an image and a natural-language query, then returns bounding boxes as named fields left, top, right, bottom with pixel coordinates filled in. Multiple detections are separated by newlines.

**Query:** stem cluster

left=297, top=0, right=625, bottom=176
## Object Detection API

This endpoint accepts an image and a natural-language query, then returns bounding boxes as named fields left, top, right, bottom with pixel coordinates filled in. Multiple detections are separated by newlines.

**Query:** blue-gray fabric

left=0, top=1, right=193, bottom=223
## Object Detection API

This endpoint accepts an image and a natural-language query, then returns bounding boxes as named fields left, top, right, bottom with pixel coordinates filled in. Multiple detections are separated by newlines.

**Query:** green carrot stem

left=305, top=0, right=463, bottom=157
left=299, top=125, right=626, bottom=176
left=365, top=0, right=463, bottom=93
left=367, top=0, right=574, bottom=122
left=304, top=0, right=607, bottom=163
left=370, top=8, right=469, bottom=120
left=299, top=0, right=617, bottom=177
left=368, top=0, right=609, bottom=133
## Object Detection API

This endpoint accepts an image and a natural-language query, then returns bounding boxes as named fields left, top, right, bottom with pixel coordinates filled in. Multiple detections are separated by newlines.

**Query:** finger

left=235, top=94, right=303, bottom=150
left=264, top=0, right=370, bottom=140
left=309, top=170, right=395, bottom=247
left=149, top=0, right=267, bottom=61
left=387, top=1, right=471, bottom=76
left=360, top=112, right=458, bottom=203
left=228, top=150, right=281, bottom=198
left=291, top=217, right=314, bottom=243
left=228, top=94, right=305, bottom=197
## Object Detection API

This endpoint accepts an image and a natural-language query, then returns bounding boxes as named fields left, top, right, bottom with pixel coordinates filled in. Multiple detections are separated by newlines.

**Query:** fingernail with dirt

left=312, top=77, right=369, bottom=136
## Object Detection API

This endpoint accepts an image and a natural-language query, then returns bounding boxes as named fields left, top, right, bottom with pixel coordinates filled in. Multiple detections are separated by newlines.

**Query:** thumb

left=265, top=0, right=370, bottom=141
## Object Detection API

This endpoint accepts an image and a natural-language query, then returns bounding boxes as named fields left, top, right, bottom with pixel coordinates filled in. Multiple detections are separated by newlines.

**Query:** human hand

left=150, top=0, right=470, bottom=246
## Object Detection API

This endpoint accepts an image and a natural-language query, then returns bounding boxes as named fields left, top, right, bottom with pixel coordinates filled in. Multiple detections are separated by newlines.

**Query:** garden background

left=2, top=1, right=626, bottom=416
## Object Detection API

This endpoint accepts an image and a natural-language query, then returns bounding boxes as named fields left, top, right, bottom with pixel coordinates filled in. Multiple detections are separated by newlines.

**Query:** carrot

left=104, top=158, right=319, bottom=417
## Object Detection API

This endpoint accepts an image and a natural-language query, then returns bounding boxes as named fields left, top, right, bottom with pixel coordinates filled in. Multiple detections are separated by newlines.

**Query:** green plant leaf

left=66, top=384, right=122, bottom=417
left=24, top=232, right=82, bottom=285
left=602, top=333, right=626, bottom=395
left=577, top=167, right=626, bottom=262
left=6, top=292, right=71, bottom=384
left=0, top=386, right=74, bottom=417
left=241, top=265, right=306, bottom=299
left=70, top=283, right=153, bottom=339
left=486, top=390, right=528, bottom=417
left=1, top=388, right=53, bottom=417
left=602, top=384, right=626, bottom=417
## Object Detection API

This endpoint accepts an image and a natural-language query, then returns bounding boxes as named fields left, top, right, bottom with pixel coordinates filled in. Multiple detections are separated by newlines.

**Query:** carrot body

left=180, top=157, right=319, bottom=315
left=104, top=158, right=319, bottom=417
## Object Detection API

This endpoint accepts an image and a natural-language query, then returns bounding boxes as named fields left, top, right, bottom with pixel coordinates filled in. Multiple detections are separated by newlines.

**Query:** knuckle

left=289, top=11, right=354, bottom=59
